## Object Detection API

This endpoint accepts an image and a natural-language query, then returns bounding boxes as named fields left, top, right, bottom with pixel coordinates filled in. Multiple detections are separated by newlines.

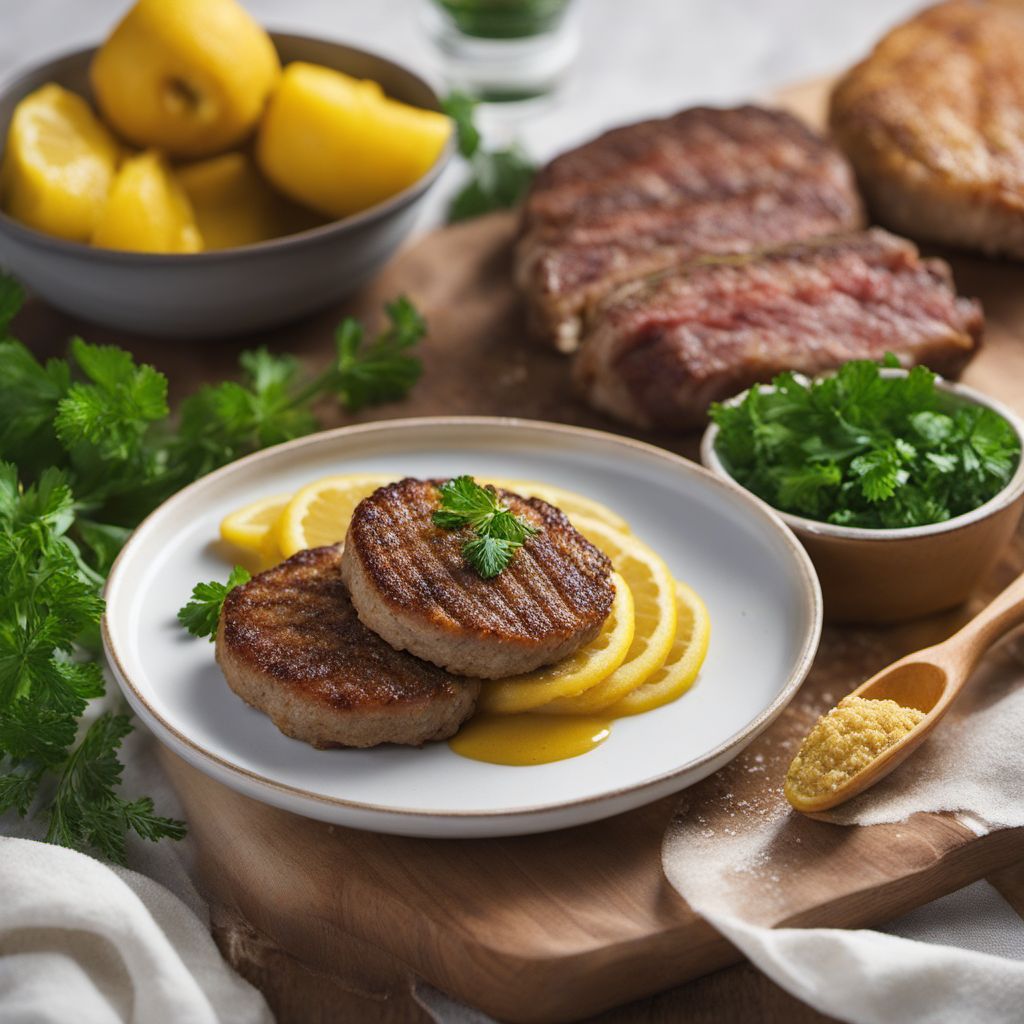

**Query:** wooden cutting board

left=16, top=80, right=1024, bottom=1022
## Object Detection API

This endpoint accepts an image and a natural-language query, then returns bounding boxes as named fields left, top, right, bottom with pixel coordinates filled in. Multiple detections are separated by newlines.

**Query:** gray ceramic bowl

left=0, top=35, right=454, bottom=338
left=700, top=371, right=1024, bottom=624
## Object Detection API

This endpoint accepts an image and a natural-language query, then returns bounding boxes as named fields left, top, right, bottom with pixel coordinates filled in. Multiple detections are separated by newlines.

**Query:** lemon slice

left=219, top=493, right=291, bottom=563
left=607, top=580, right=710, bottom=716
left=477, top=573, right=635, bottom=714
left=488, top=479, right=629, bottom=533
left=539, top=515, right=677, bottom=714
left=276, top=473, right=391, bottom=557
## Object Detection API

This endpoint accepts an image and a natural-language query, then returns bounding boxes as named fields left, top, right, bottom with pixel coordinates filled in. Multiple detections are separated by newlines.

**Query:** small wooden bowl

left=700, top=373, right=1024, bottom=624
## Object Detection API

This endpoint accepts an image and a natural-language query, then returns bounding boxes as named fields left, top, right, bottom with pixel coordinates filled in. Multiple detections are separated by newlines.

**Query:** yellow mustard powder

left=785, top=696, right=926, bottom=805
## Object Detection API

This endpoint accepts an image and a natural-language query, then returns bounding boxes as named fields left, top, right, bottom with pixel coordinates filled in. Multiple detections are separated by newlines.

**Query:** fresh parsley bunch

left=0, top=463, right=184, bottom=861
left=0, top=274, right=425, bottom=860
left=710, top=358, right=1021, bottom=529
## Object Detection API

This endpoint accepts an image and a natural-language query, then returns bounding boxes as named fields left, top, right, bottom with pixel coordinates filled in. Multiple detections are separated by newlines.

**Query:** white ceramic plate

left=103, top=418, right=822, bottom=838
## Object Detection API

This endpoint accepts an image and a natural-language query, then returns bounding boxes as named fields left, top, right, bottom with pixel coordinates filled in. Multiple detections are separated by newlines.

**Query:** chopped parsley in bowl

left=699, top=359, right=1024, bottom=624
left=707, top=359, right=1020, bottom=530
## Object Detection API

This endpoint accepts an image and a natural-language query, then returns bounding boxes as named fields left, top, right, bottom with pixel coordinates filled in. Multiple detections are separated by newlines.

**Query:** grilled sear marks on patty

left=574, top=229, right=983, bottom=431
left=216, top=545, right=480, bottom=748
left=830, top=0, right=1024, bottom=259
left=341, top=478, right=615, bottom=679
left=517, top=105, right=864, bottom=352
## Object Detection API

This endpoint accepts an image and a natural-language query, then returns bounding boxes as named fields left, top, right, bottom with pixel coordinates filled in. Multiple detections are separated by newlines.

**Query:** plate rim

left=102, top=415, right=823, bottom=821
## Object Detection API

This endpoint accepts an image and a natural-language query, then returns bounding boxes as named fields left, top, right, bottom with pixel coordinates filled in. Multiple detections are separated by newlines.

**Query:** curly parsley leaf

left=442, top=91, right=482, bottom=159
left=0, top=340, right=70, bottom=474
left=442, top=92, right=534, bottom=222
left=174, top=348, right=318, bottom=479
left=0, top=275, right=25, bottom=333
left=332, top=296, right=425, bottom=411
left=433, top=475, right=540, bottom=578
left=174, top=297, right=425, bottom=475
left=177, top=566, right=251, bottom=641
left=54, top=338, right=169, bottom=464
left=46, top=712, right=186, bottom=863
left=710, top=358, right=1021, bottom=529
left=461, top=534, right=520, bottom=579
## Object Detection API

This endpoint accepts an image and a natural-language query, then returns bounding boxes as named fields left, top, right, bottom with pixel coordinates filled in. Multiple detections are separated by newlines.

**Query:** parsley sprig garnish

left=172, top=296, right=425, bottom=478
left=711, top=357, right=1021, bottom=529
left=177, top=566, right=251, bottom=640
left=442, top=92, right=535, bottom=222
left=432, top=476, right=541, bottom=578
left=0, top=272, right=425, bottom=861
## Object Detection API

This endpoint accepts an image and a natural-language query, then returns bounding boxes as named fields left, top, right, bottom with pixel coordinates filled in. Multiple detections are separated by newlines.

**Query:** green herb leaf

left=910, top=411, right=954, bottom=444
left=449, top=146, right=535, bottom=222
left=850, top=448, right=903, bottom=503
left=55, top=339, right=169, bottom=462
left=177, top=566, right=251, bottom=641
left=174, top=349, right=317, bottom=479
left=0, top=275, right=25, bottom=334
left=442, top=92, right=534, bottom=222
left=46, top=713, right=187, bottom=864
left=432, top=475, right=541, bottom=577
left=441, top=91, right=481, bottom=158
left=462, top=534, right=518, bottom=579
left=333, top=296, right=425, bottom=411
left=0, top=339, right=70, bottom=475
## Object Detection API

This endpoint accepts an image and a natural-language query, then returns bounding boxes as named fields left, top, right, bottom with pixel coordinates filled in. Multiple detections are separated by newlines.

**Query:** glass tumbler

left=421, top=0, right=579, bottom=103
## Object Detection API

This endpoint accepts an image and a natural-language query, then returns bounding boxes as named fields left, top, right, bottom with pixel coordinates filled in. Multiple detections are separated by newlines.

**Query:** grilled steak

left=830, top=0, right=1024, bottom=258
left=341, top=478, right=614, bottom=679
left=574, top=229, right=983, bottom=431
left=216, top=545, right=480, bottom=748
left=517, top=105, right=864, bottom=351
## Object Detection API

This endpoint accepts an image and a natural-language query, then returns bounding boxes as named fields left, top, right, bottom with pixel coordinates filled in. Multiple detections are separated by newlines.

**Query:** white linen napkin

left=0, top=836, right=273, bottom=1024
left=0, top=826, right=490, bottom=1024
left=663, top=638, right=1024, bottom=1024
left=0, top=835, right=272, bottom=1024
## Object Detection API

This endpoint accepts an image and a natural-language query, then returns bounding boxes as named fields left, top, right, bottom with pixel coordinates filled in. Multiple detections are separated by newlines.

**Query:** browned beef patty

left=517, top=105, right=864, bottom=351
left=341, top=478, right=614, bottom=679
left=574, top=229, right=983, bottom=431
left=830, top=0, right=1024, bottom=259
left=216, top=545, right=480, bottom=748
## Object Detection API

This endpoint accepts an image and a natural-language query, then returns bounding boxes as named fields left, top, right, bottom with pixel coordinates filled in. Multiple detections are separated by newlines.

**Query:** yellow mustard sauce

left=448, top=713, right=612, bottom=766
left=784, top=695, right=926, bottom=807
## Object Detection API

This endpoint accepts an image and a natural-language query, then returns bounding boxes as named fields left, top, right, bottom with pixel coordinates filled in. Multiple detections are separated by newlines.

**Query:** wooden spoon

left=791, top=570, right=1024, bottom=813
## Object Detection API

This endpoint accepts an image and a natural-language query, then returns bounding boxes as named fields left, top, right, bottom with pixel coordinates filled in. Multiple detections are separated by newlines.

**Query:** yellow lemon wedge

left=538, top=515, right=676, bottom=714
left=1, top=83, right=120, bottom=242
left=177, top=151, right=323, bottom=250
left=487, top=479, right=630, bottom=533
left=607, top=580, right=710, bottom=716
left=92, top=150, right=203, bottom=253
left=219, top=493, right=290, bottom=566
left=477, top=573, right=635, bottom=714
left=276, top=473, right=392, bottom=557
left=257, top=62, right=451, bottom=218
